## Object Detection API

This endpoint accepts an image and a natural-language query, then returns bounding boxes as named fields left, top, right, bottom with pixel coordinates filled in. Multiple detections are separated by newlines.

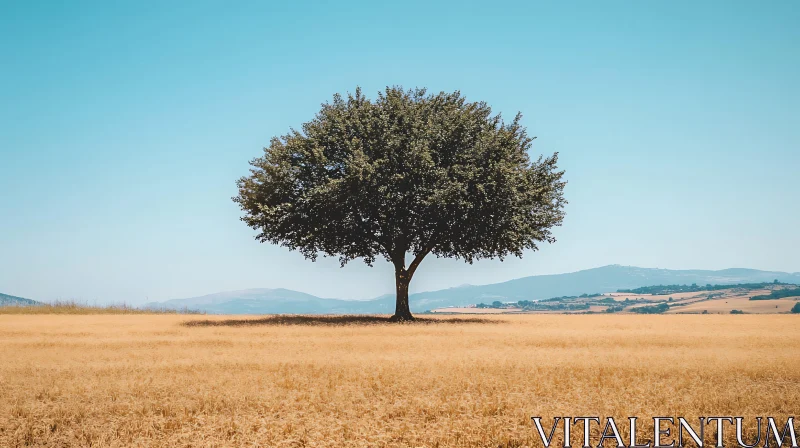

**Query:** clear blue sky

left=1, top=1, right=798, bottom=304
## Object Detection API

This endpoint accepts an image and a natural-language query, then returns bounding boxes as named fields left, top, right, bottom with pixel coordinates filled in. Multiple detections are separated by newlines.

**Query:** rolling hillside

left=0, top=292, right=40, bottom=306
left=149, top=265, right=800, bottom=314
left=402, top=265, right=800, bottom=310
left=146, top=288, right=395, bottom=314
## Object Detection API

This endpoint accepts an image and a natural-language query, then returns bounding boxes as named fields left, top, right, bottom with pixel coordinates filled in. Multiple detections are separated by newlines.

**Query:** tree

left=792, top=302, right=800, bottom=314
left=234, top=87, right=567, bottom=321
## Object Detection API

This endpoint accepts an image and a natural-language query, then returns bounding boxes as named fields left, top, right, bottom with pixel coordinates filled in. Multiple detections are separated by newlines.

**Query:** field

left=665, top=296, right=798, bottom=314
left=0, top=301, right=202, bottom=315
left=1, top=314, right=799, bottom=447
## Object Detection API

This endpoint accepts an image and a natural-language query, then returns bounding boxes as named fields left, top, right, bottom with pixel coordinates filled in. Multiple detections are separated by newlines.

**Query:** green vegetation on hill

left=618, top=281, right=786, bottom=295
left=792, top=303, right=800, bottom=314
left=750, top=288, right=800, bottom=301
left=631, top=303, right=670, bottom=314
left=538, top=293, right=603, bottom=302
left=475, top=290, right=669, bottom=313
left=477, top=292, right=606, bottom=311
left=604, top=306, right=625, bottom=313
left=475, top=301, right=591, bottom=311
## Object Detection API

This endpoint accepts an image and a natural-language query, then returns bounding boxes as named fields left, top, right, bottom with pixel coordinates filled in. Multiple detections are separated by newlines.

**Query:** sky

left=1, top=1, right=798, bottom=304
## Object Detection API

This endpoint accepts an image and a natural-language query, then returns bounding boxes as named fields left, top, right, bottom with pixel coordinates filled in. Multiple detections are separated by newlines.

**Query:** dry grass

left=0, top=301, right=203, bottom=315
left=1, top=314, right=798, bottom=447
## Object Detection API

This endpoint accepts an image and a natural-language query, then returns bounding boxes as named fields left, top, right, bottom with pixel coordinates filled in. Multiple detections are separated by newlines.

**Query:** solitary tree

left=234, top=87, right=567, bottom=321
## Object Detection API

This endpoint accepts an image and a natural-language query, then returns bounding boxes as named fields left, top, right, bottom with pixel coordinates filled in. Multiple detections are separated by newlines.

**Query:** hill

left=404, top=265, right=800, bottom=310
left=146, top=288, right=394, bottom=314
left=0, top=292, right=40, bottom=306
left=149, top=265, right=800, bottom=314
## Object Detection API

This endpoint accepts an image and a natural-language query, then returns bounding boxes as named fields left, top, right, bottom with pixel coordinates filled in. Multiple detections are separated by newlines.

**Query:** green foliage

left=730, top=309, right=745, bottom=314
left=792, top=302, right=800, bottom=313
left=234, top=86, right=566, bottom=267
left=536, top=293, right=600, bottom=303
left=631, top=303, right=670, bottom=314
left=482, top=299, right=589, bottom=311
left=516, top=293, right=601, bottom=307
left=750, top=288, right=800, bottom=301
left=522, top=302, right=589, bottom=311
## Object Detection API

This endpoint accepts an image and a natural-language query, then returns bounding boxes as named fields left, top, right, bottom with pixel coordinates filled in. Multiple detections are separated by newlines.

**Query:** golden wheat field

left=1, top=313, right=798, bottom=447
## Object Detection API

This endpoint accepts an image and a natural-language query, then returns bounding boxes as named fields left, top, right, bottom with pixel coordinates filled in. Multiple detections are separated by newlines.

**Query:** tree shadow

left=183, top=314, right=500, bottom=327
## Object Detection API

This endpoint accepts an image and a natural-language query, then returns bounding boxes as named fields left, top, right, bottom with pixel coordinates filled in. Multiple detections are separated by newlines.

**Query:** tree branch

left=406, top=247, right=430, bottom=277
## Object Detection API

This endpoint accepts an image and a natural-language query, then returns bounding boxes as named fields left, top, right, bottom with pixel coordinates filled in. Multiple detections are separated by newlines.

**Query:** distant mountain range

left=147, top=288, right=385, bottom=314
left=146, top=265, right=800, bottom=314
left=0, top=292, right=40, bottom=306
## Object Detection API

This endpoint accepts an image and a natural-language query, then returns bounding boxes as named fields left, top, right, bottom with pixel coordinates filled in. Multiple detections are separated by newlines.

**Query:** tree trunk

left=389, top=249, right=429, bottom=322
left=391, top=268, right=414, bottom=321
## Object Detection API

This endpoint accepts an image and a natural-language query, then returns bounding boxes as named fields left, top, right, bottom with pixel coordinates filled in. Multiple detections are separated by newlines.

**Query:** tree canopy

left=234, top=87, right=567, bottom=320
